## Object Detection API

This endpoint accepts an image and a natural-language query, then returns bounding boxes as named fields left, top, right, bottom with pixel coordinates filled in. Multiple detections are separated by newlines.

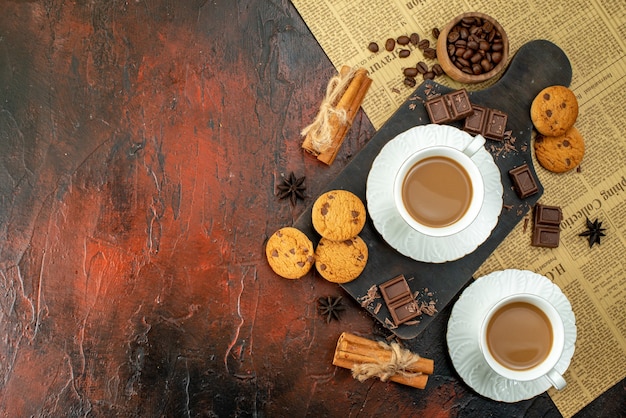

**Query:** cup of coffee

left=479, top=293, right=567, bottom=389
left=393, top=135, right=485, bottom=236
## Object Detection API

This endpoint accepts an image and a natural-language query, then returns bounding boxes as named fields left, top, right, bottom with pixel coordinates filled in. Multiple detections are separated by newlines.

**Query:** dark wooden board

left=295, top=40, right=572, bottom=339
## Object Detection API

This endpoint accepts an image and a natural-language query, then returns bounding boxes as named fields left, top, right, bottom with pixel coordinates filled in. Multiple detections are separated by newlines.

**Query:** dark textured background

left=0, top=1, right=623, bottom=416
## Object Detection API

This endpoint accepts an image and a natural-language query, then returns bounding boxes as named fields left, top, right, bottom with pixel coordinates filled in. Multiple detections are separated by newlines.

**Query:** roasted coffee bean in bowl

left=436, top=12, right=509, bottom=84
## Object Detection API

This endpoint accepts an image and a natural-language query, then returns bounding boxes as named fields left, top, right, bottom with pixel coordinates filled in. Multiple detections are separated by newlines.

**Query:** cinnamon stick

left=332, top=332, right=433, bottom=389
left=336, top=336, right=434, bottom=374
left=301, top=66, right=372, bottom=165
left=318, top=71, right=372, bottom=165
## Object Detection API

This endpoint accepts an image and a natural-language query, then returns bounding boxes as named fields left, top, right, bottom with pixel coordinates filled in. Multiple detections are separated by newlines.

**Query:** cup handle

left=461, top=134, right=486, bottom=158
left=546, top=369, right=567, bottom=390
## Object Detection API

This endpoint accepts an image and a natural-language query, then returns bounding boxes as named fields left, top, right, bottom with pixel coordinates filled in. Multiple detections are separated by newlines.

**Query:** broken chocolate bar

left=424, top=89, right=473, bottom=124
left=379, top=275, right=420, bottom=326
left=484, top=109, right=508, bottom=141
left=532, top=225, right=561, bottom=248
left=534, top=203, right=563, bottom=226
left=463, top=105, right=508, bottom=141
left=463, top=105, right=487, bottom=136
left=424, top=96, right=452, bottom=124
left=509, top=164, right=539, bottom=199
left=532, top=203, right=563, bottom=248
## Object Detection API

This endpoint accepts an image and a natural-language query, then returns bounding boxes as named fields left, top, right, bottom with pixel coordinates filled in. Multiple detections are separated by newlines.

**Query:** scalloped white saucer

left=447, top=269, right=577, bottom=402
left=366, top=124, right=503, bottom=263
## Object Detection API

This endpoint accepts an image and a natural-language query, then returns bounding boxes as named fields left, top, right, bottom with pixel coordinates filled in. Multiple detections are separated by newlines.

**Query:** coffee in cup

left=393, top=134, right=485, bottom=236
left=479, top=294, right=567, bottom=389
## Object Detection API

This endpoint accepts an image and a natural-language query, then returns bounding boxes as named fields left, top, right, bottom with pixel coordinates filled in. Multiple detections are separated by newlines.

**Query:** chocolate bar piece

left=379, top=274, right=412, bottom=306
left=389, top=300, right=421, bottom=325
left=424, top=96, right=452, bottom=124
left=463, top=105, right=508, bottom=141
left=463, top=105, right=487, bottom=135
left=532, top=225, right=561, bottom=248
left=532, top=203, right=563, bottom=248
left=534, top=204, right=563, bottom=226
left=509, top=164, right=539, bottom=199
left=379, top=275, right=420, bottom=326
left=484, top=109, right=508, bottom=141
left=425, top=89, right=473, bottom=124
left=447, top=89, right=473, bottom=120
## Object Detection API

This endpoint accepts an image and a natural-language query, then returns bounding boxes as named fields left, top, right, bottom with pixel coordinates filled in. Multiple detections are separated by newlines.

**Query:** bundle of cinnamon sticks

left=301, top=66, right=372, bottom=165
left=332, top=332, right=434, bottom=389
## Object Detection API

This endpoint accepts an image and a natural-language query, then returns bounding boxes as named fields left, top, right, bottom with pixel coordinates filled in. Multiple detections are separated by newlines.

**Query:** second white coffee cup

left=479, top=293, right=567, bottom=390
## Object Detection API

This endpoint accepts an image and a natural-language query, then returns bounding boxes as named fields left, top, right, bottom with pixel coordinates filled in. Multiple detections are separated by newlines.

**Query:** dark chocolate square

left=425, top=96, right=452, bottom=124
left=532, top=225, right=560, bottom=248
left=534, top=204, right=563, bottom=226
left=389, top=300, right=421, bottom=325
left=446, top=89, right=473, bottom=120
left=509, top=164, right=539, bottom=199
left=463, top=105, right=487, bottom=135
left=379, top=275, right=411, bottom=306
left=484, top=109, right=508, bottom=141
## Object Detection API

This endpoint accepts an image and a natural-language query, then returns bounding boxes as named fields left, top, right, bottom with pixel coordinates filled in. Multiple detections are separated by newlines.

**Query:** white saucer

left=366, top=124, right=503, bottom=263
left=446, top=269, right=577, bottom=402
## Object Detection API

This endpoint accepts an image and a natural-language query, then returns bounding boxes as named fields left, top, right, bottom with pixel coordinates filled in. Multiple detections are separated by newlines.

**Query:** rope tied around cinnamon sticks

left=301, top=66, right=372, bottom=165
left=301, top=66, right=357, bottom=153
left=350, top=341, right=423, bottom=383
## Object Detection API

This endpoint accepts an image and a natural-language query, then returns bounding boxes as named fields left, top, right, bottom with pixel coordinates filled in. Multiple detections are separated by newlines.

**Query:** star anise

left=317, top=296, right=345, bottom=323
left=277, top=172, right=306, bottom=206
left=578, top=217, right=606, bottom=248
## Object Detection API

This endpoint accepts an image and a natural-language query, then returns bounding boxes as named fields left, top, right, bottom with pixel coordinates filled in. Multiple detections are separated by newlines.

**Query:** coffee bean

left=418, top=39, right=430, bottom=50
left=399, top=49, right=411, bottom=58
left=481, top=58, right=493, bottom=72
left=404, top=76, right=416, bottom=87
left=385, top=38, right=395, bottom=51
left=423, top=71, right=435, bottom=80
left=397, top=35, right=410, bottom=45
left=432, top=63, right=443, bottom=76
left=416, top=61, right=428, bottom=74
left=457, top=57, right=470, bottom=67
left=447, top=31, right=460, bottom=43
left=423, top=47, right=436, bottom=60
left=403, top=67, right=419, bottom=77
left=367, top=42, right=379, bottom=53
left=432, top=28, right=440, bottom=39
left=492, top=42, right=504, bottom=52
left=410, top=33, right=420, bottom=45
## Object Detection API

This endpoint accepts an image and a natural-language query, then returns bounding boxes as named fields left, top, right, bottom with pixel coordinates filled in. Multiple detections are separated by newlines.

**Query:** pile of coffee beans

left=445, top=16, right=504, bottom=76
left=367, top=30, right=443, bottom=87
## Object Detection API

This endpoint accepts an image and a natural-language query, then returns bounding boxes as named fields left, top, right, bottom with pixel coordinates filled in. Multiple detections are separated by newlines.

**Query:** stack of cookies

left=530, top=85, right=585, bottom=173
left=265, top=190, right=368, bottom=283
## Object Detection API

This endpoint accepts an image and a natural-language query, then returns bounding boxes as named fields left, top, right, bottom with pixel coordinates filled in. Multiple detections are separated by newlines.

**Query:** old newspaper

left=291, top=0, right=626, bottom=416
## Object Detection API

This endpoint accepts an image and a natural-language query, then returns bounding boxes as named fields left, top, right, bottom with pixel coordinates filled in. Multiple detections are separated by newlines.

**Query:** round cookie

left=315, top=236, right=368, bottom=284
left=311, top=190, right=366, bottom=241
left=265, top=227, right=315, bottom=279
left=534, top=126, right=585, bottom=173
left=530, top=85, right=579, bottom=136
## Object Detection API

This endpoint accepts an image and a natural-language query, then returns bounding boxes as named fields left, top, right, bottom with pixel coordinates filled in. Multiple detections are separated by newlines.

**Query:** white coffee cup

left=393, top=134, right=485, bottom=237
left=479, top=293, right=567, bottom=390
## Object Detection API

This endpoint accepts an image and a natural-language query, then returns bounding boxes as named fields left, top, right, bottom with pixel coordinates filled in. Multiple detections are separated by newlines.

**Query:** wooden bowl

left=436, top=12, right=509, bottom=84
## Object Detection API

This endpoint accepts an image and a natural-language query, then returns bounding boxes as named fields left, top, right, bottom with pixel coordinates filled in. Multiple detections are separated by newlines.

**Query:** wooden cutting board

left=295, top=40, right=572, bottom=339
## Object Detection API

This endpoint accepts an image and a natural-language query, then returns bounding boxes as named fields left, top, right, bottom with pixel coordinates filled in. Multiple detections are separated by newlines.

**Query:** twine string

left=300, top=67, right=357, bottom=153
left=351, top=341, right=423, bottom=383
